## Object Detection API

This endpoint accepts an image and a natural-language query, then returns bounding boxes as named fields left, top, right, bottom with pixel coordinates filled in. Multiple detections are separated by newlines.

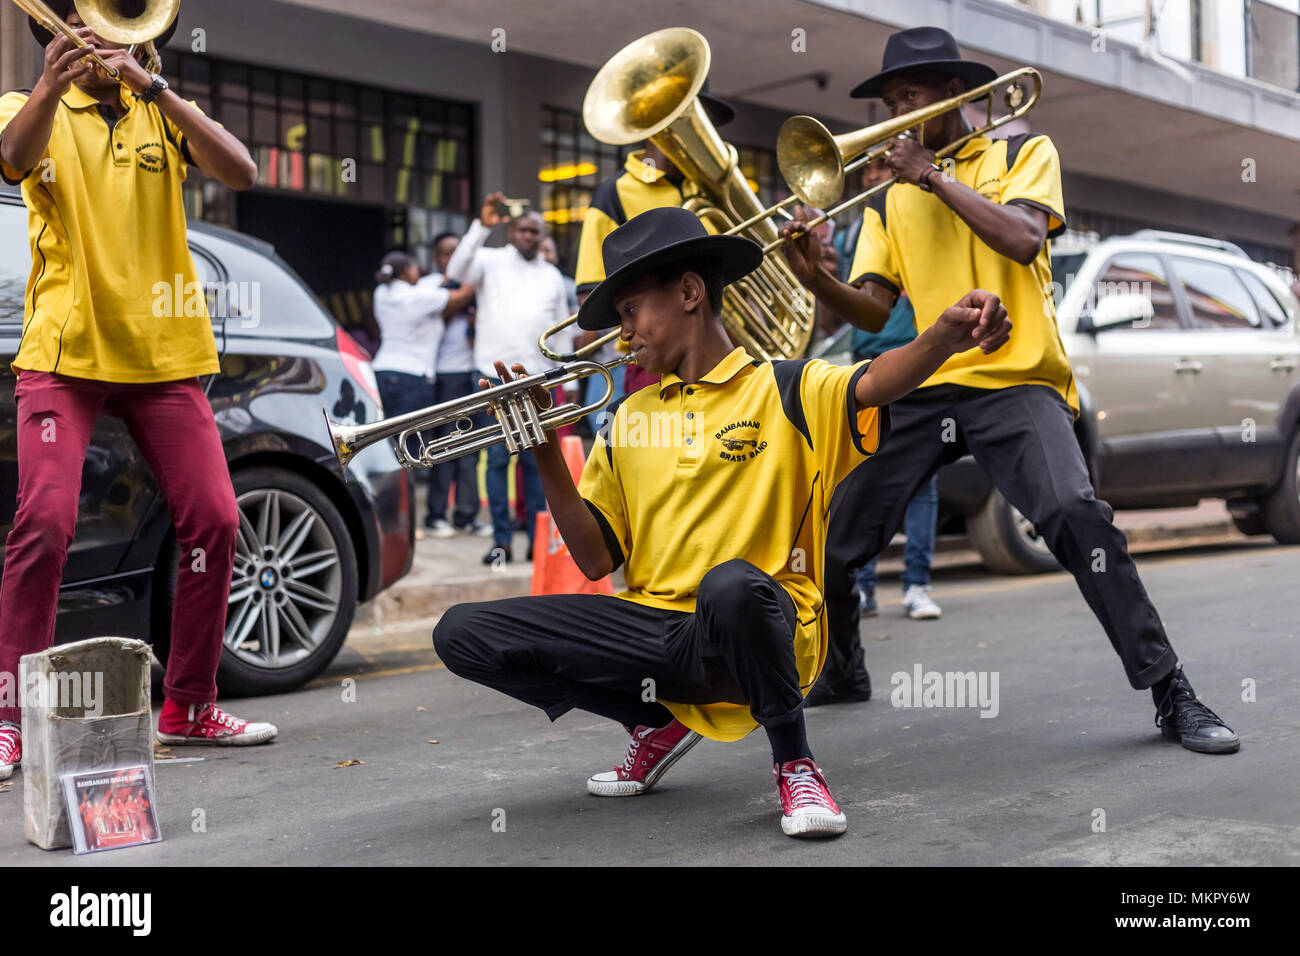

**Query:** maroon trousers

left=0, top=371, right=238, bottom=722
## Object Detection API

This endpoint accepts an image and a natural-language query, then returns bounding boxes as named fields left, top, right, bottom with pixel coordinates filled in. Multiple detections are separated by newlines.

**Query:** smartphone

left=495, top=198, right=530, bottom=219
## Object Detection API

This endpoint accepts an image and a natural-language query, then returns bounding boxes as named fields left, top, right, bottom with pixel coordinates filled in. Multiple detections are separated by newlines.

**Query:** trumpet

left=325, top=356, right=632, bottom=474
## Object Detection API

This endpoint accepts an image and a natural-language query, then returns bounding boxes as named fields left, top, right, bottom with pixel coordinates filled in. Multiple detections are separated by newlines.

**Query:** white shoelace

left=620, top=726, right=655, bottom=773
left=0, top=724, right=19, bottom=761
left=204, top=706, right=243, bottom=732
left=783, top=769, right=831, bottom=810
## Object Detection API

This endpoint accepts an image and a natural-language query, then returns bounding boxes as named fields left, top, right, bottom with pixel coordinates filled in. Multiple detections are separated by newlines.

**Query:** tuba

left=582, top=27, right=815, bottom=361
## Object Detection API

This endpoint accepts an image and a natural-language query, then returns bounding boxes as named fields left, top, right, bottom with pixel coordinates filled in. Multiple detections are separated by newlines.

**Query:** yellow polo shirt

left=849, top=133, right=1076, bottom=411
left=578, top=347, right=886, bottom=741
left=574, top=151, right=685, bottom=293
left=0, top=85, right=218, bottom=383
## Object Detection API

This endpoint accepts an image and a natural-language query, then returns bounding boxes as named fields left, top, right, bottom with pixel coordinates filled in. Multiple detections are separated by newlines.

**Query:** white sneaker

left=903, top=585, right=942, bottom=620
left=428, top=519, right=456, bottom=539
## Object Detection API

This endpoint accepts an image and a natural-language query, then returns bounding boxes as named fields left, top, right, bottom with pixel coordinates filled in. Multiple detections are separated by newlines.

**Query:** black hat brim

left=850, top=59, right=997, bottom=99
left=576, top=233, right=762, bottom=332
left=699, top=92, right=735, bottom=128
left=29, top=3, right=179, bottom=51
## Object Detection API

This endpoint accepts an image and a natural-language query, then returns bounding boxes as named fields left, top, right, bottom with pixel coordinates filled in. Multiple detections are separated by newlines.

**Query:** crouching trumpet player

left=432, top=206, right=1012, bottom=839
left=0, top=4, right=277, bottom=783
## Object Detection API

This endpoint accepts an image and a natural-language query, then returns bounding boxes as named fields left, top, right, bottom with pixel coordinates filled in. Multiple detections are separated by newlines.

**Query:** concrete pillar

left=2, top=4, right=42, bottom=93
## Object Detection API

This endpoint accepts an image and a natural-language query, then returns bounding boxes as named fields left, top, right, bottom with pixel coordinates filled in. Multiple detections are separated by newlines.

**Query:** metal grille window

left=538, top=107, right=784, bottom=275
left=538, top=106, right=624, bottom=274
left=163, top=53, right=476, bottom=231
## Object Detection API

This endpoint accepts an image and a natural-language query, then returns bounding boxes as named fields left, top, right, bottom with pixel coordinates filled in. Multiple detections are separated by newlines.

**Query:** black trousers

left=824, top=383, right=1177, bottom=690
left=433, top=559, right=806, bottom=730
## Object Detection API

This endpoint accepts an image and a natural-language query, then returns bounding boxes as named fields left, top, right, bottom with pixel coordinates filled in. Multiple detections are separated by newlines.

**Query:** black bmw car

left=0, top=184, right=413, bottom=696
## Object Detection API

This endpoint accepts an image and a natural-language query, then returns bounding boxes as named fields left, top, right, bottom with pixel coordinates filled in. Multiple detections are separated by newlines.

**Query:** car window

left=1092, top=253, right=1180, bottom=330
left=194, top=232, right=335, bottom=339
left=0, top=205, right=31, bottom=328
left=1237, top=270, right=1287, bottom=328
left=1170, top=257, right=1261, bottom=330
left=1050, top=252, right=1087, bottom=308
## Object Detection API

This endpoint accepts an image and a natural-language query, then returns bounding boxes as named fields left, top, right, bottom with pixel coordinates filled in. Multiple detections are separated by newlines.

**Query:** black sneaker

left=804, top=668, right=872, bottom=708
left=483, top=545, right=512, bottom=566
left=1153, top=668, right=1239, bottom=754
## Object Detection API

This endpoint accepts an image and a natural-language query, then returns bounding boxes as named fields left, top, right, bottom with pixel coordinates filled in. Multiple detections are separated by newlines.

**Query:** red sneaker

left=0, top=721, right=20, bottom=781
left=156, top=701, right=277, bottom=746
left=776, top=759, right=847, bottom=837
left=587, top=719, right=701, bottom=797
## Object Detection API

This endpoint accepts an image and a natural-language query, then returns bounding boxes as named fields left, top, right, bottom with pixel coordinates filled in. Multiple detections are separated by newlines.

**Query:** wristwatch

left=136, top=74, right=168, bottom=105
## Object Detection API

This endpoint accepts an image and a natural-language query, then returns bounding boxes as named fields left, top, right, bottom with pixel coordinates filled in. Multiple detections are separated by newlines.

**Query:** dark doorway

left=235, top=191, right=387, bottom=343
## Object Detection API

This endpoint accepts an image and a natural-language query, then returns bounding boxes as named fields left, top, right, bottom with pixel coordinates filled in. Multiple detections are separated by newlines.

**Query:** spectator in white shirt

left=424, top=232, right=485, bottom=538
left=371, top=250, right=474, bottom=468
left=445, top=193, right=575, bottom=565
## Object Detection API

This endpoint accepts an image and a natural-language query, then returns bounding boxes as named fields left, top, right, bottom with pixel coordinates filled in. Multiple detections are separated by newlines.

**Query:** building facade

left=2, top=0, right=1297, bottom=337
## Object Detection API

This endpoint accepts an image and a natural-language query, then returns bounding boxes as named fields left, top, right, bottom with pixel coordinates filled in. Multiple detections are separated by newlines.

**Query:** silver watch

left=138, top=74, right=168, bottom=105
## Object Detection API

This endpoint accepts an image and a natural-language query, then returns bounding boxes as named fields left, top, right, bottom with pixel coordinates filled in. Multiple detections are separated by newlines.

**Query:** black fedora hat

left=576, top=206, right=761, bottom=331
left=850, top=26, right=996, bottom=99
left=28, top=1, right=180, bottom=51
left=699, top=79, right=735, bottom=128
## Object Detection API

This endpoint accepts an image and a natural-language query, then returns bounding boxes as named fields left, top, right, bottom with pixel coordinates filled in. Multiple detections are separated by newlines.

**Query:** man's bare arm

left=485, top=361, right=613, bottom=579
left=854, top=289, right=1010, bottom=409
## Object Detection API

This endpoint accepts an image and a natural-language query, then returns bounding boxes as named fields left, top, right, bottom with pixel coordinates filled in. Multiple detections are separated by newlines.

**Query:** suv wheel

left=966, top=489, right=1061, bottom=575
left=153, top=466, right=359, bottom=696
left=1261, top=429, right=1300, bottom=544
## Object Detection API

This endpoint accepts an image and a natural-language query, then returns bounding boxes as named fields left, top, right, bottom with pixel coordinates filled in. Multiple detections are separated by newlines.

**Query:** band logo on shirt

left=974, top=175, right=1000, bottom=201
left=716, top=420, right=767, bottom=463
left=136, top=142, right=167, bottom=174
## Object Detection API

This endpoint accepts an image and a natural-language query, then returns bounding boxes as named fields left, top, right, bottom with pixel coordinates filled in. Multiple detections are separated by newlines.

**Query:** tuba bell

left=581, top=27, right=816, bottom=361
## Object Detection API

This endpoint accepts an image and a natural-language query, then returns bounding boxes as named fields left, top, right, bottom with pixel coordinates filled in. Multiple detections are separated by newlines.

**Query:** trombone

left=538, top=65, right=1041, bottom=363
left=11, top=0, right=180, bottom=81
left=772, top=66, right=1042, bottom=244
left=325, top=356, right=632, bottom=474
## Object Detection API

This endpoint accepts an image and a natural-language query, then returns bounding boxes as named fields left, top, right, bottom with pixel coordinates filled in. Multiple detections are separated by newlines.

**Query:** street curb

left=355, top=567, right=534, bottom=628
left=354, top=520, right=1239, bottom=629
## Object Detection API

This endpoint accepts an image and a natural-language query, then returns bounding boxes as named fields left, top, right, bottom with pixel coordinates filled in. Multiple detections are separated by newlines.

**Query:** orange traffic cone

left=531, top=436, right=614, bottom=596
left=560, top=434, right=587, bottom=483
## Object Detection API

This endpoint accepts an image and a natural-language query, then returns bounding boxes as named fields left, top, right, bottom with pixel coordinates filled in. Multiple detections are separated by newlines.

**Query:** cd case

left=61, top=765, right=161, bottom=854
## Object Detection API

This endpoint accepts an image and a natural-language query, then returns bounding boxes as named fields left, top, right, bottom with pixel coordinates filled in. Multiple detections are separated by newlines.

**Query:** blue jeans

left=479, top=371, right=544, bottom=549
left=375, top=370, right=437, bottom=460
left=585, top=363, right=626, bottom=434
left=856, top=474, right=938, bottom=594
left=428, top=372, right=481, bottom=528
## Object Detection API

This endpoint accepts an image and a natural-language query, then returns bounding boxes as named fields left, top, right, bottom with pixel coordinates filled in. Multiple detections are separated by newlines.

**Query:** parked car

left=0, top=185, right=414, bottom=694
left=816, top=229, right=1300, bottom=574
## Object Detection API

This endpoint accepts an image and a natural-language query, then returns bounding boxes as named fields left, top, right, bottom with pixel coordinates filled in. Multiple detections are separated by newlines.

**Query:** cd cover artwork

left=61, top=766, right=161, bottom=854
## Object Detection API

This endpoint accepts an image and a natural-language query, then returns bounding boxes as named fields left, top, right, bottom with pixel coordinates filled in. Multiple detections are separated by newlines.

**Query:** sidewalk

left=354, top=481, right=1243, bottom=630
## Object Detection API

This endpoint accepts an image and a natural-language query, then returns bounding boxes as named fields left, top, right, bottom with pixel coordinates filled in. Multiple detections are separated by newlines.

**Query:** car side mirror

left=1089, top=292, right=1156, bottom=332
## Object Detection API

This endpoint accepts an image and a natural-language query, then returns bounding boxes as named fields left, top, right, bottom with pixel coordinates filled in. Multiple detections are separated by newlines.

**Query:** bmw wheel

left=153, top=466, right=358, bottom=696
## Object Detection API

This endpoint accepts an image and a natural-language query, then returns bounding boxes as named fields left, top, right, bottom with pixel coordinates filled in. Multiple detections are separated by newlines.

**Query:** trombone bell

left=76, top=0, right=180, bottom=46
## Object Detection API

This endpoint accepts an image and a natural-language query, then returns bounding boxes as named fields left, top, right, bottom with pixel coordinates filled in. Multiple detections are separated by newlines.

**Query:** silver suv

left=817, top=229, right=1300, bottom=574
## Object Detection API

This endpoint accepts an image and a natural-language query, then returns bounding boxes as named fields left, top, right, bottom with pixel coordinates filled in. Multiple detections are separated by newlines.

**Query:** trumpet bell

left=76, top=0, right=180, bottom=46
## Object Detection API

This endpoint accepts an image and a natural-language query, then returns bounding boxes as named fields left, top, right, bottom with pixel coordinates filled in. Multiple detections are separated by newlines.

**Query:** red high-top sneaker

left=587, top=719, right=701, bottom=797
left=156, top=701, right=277, bottom=746
left=776, top=759, right=847, bottom=837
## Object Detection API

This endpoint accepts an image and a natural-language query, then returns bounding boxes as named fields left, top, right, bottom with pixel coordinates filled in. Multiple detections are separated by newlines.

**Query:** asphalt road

left=2, top=540, right=1297, bottom=866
